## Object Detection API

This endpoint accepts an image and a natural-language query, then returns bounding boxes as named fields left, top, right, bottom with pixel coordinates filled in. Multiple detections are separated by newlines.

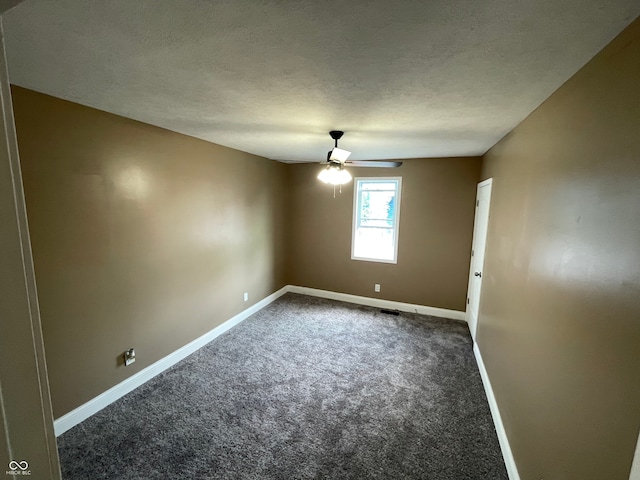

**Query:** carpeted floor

left=58, top=293, right=508, bottom=479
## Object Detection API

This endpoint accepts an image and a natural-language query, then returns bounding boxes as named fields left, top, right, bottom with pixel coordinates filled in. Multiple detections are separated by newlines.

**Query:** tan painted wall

left=479, top=17, right=640, bottom=480
left=12, top=86, right=288, bottom=417
left=287, top=158, right=481, bottom=311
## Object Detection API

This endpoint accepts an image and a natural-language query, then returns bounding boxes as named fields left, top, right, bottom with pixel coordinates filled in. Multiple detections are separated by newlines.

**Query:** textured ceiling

left=4, top=1, right=639, bottom=162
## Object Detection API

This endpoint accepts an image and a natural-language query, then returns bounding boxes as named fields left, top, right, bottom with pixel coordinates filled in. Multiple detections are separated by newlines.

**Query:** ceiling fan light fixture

left=317, top=165, right=352, bottom=185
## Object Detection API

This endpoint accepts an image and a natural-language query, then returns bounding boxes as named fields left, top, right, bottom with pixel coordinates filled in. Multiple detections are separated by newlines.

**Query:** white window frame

left=351, top=177, right=402, bottom=264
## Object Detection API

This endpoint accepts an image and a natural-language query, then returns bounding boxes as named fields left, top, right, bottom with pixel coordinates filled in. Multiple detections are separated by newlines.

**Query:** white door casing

left=630, top=429, right=640, bottom=480
left=0, top=14, right=61, bottom=479
left=466, top=178, right=492, bottom=341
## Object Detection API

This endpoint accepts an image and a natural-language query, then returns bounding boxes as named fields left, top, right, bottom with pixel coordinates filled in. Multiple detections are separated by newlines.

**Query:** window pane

left=353, top=227, right=395, bottom=261
left=360, top=190, right=396, bottom=225
left=352, top=177, right=401, bottom=263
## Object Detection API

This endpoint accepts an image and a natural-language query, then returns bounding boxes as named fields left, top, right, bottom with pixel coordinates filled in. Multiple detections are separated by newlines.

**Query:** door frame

left=465, top=178, right=493, bottom=341
left=0, top=12, right=61, bottom=479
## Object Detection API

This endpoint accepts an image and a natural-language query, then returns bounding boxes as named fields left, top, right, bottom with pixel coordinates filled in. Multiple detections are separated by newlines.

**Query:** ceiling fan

left=318, top=131, right=403, bottom=185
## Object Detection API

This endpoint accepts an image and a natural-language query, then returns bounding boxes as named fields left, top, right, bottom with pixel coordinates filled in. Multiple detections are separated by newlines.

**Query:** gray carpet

left=58, top=293, right=508, bottom=479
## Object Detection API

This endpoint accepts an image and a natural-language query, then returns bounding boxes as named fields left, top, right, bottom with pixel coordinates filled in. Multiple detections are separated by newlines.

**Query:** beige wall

left=13, top=86, right=288, bottom=417
left=287, top=158, right=481, bottom=311
left=479, top=17, right=640, bottom=480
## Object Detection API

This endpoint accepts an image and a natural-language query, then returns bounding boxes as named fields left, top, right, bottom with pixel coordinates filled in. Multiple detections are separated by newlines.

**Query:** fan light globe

left=317, top=165, right=352, bottom=185
left=336, top=168, right=352, bottom=184
left=317, top=167, right=332, bottom=184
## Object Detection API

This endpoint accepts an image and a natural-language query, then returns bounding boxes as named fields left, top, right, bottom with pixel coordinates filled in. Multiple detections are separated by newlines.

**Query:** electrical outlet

left=243, top=292, right=248, bottom=302
left=124, top=348, right=136, bottom=366
left=374, top=284, right=381, bottom=293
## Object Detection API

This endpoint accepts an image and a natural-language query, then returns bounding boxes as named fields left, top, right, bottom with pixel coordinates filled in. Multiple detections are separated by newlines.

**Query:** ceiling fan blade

left=345, top=161, right=403, bottom=168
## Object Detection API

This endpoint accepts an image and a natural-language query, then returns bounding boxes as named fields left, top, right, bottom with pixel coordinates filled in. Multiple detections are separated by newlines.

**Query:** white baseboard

left=54, top=285, right=289, bottom=436
left=54, top=285, right=464, bottom=436
left=287, top=285, right=466, bottom=321
left=473, top=343, right=521, bottom=480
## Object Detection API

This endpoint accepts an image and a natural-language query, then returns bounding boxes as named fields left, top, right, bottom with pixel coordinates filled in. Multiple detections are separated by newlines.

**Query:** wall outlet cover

left=124, top=348, right=136, bottom=366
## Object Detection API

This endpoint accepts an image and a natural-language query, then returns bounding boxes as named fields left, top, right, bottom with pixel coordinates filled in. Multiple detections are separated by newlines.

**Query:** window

left=351, top=177, right=402, bottom=263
